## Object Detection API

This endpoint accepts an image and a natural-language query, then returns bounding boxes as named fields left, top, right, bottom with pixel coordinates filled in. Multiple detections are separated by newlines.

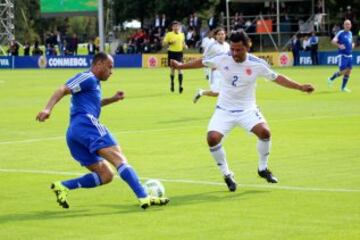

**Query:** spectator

left=192, top=12, right=202, bottom=34
left=32, top=40, right=43, bottom=56
left=115, top=42, right=125, bottom=54
left=154, top=14, right=161, bottom=30
left=208, top=15, right=217, bottom=31
left=7, top=40, right=19, bottom=56
left=55, top=31, right=63, bottom=55
left=160, top=14, right=168, bottom=36
left=87, top=39, right=96, bottom=55
left=94, top=36, right=100, bottom=52
left=46, top=44, right=57, bottom=56
left=291, top=34, right=301, bottom=66
left=23, top=41, right=31, bottom=56
left=309, top=32, right=319, bottom=65
left=302, top=35, right=310, bottom=51
left=70, top=33, right=79, bottom=55
left=186, top=27, right=197, bottom=48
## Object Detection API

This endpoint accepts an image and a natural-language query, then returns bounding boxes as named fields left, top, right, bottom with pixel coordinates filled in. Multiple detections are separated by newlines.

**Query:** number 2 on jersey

left=232, top=75, right=239, bottom=87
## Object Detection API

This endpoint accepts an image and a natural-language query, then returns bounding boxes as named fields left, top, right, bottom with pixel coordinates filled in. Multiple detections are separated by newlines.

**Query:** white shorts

left=207, top=107, right=267, bottom=136
left=209, top=70, right=223, bottom=93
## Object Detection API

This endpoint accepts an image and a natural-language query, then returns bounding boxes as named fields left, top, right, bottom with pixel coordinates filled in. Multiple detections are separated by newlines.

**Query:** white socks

left=257, top=138, right=271, bottom=171
left=209, top=143, right=231, bottom=176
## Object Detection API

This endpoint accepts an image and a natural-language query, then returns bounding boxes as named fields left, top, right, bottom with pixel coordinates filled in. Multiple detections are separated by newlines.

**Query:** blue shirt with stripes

left=334, top=30, right=353, bottom=55
left=65, top=71, right=102, bottom=120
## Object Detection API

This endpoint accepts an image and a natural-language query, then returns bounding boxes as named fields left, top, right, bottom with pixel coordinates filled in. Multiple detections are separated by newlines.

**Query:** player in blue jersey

left=327, top=20, right=355, bottom=92
left=36, top=52, right=169, bottom=209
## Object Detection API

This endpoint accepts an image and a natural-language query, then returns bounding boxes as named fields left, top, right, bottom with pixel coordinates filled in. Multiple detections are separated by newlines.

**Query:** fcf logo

left=279, top=53, right=289, bottom=66
left=245, top=68, right=252, bottom=75
left=148, top=56, right=158, bottom=68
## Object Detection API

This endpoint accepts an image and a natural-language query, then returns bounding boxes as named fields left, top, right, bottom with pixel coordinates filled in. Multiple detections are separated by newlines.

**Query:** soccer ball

left=143, top=179, right=165, bottom=197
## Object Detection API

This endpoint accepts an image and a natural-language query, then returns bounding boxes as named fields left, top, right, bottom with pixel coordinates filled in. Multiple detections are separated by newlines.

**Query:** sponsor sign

left=0, top=57, right=12, bottom=68
left=142, top=54, right=202, bottom=68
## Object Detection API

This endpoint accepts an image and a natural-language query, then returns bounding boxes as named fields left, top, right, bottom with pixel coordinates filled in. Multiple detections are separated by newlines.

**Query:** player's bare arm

left=101, top=91, right=125, bottom=107
left=36, top=85, right=71, bottom=122
left=274, top=75, right=314, bottom=93
left=331, top=38, right=345, bottom=50
left=170, top=58, right=204, bottom=69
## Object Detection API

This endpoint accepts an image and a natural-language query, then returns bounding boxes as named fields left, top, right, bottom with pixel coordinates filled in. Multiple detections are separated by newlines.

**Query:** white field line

left=1, top=114, right=360, bottom=146
left=1, top=168, right=359, bottom=193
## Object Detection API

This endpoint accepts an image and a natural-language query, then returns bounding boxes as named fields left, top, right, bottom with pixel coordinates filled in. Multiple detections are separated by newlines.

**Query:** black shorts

left=168, top=51, right=183, bottom=66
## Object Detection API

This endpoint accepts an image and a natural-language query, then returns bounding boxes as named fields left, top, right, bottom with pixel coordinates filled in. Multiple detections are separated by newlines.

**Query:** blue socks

left=342, top=75, right=349, bottom=90
left=330, top=72, right=340, bottom=81
left=60, top=164, right=147, bottom=199
left=117, top=163, right=147, bottom=198
left=62, top=172, right=102, bottom=190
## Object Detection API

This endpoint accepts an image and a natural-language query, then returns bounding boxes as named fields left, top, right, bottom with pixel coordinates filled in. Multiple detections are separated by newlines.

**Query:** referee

left=163, top=21, right=187, bottom=93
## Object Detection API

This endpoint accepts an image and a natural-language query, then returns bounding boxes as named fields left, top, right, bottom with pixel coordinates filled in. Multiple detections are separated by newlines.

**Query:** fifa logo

left=327, top=56, right=338, bottom=64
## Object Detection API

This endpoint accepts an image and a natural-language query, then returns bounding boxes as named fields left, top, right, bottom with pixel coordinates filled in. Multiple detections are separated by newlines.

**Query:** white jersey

left=201, top=37, right=215, bottom=53
left=203, top=41, right=230, bottom=58
left=203, top=41, right=230, bottom=92
left=202, top=53, right=278, bottom=110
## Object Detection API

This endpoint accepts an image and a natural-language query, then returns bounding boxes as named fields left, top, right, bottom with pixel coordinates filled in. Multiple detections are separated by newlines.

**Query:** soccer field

left=0, top=66, right=359, bottom=239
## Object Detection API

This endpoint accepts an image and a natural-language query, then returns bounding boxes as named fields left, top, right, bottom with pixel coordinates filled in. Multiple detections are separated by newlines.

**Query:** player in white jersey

left=171, top=30, right=314, bottom=191
left=200, top=31, right=215, bottom=81
left=193, top=27, right=230, bottom=103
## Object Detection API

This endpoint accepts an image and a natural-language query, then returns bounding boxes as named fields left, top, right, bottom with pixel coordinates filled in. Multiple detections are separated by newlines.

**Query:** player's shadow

left=0, top=205, right=149, bottom=224
left=313, top=90, right=342, bottom=95
left=157, top=117, right=207, bottom=124
left=167, top=189, right=269, bottom=207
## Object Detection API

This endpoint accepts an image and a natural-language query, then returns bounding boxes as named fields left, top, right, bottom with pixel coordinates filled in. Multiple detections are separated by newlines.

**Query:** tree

left=113, top=0, right=218, bottom=26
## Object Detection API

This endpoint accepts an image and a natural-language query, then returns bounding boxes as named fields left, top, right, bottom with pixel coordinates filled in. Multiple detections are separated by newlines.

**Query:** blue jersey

left=334, top=30, right=353, bottom=56
left=65, top=71, right=102, bottom=120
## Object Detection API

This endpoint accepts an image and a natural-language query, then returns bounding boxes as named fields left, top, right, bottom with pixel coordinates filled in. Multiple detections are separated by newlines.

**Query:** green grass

left=0, top=66, right=359, bottom=239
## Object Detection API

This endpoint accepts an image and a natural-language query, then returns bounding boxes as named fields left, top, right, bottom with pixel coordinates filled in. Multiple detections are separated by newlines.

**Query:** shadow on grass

left=0, top=190, right=268, bottom=223
left=166, top=189, right=269, bottom=207
left=0, top=204, right=146, bottom=224
left=313, top=90, right=343, bottom=95
left=157, top=117, right=207, bottom=124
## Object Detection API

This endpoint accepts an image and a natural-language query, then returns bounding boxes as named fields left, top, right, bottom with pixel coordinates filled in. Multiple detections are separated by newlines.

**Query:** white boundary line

left=0, top=114, right=359, bottom=145
left=1, top=168, right=359, bottom=193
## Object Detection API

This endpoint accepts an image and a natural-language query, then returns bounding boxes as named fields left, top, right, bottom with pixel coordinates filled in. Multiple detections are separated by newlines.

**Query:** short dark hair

left=92, top=52, right=109, bottom=66
left=171, top=20, right=180, bottom=26
left=213, top=27, right=225, bottom=36
left=229, top=30, right=250, bottom=47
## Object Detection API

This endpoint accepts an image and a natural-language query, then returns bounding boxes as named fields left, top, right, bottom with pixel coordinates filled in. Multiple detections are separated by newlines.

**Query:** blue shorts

left=66, top=114, right=118, bottom=166
left=338, top=55, right=352, bottom=71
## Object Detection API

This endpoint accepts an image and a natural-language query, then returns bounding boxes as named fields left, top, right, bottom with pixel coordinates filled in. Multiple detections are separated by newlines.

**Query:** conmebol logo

left=48, top=57, right=88, bottom=67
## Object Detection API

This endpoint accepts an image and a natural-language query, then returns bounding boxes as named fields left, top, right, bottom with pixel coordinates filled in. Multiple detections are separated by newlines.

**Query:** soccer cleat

left=170, top=85, right=174, bottom=92
left=150, top=196, right=170, bottom=206
left=258, top=168, right=278, bottom=183
left=341, top=88, right=351, bottom=93
left=192, top=89, right=202, bottom=103
left=139, top=197, right=151, bottom=209
left=179, top=87, right=184, bottom=94
left=51, top=181, right=70, bottom=209
left=139, top=196, right=169, bottom=209
left=327, top=77, right=334, bottom=87
left=224, top=173, right=237, bottom=192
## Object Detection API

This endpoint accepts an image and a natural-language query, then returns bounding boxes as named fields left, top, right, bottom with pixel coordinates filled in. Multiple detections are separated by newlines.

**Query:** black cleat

left=170, top=85, right=174, bottom=92
left=258, top=168, right=278, bottom=183
left=224, top=173, right=237, bottom=192
left=179, top=87, right=183, bottom=94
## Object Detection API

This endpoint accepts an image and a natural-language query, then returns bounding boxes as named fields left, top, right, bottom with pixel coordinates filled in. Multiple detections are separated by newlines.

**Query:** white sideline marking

left=0, top=114, right=359, bottom=145
left=1, top=168, right=359, bottom=193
